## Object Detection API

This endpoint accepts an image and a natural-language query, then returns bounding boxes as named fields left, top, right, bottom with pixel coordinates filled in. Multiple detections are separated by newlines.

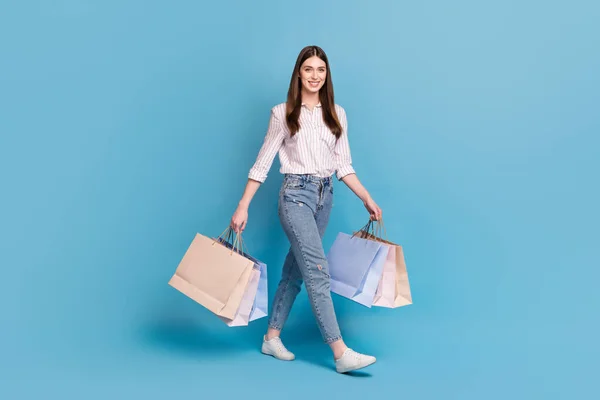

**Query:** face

left=299, top=56, right=327, bottom=94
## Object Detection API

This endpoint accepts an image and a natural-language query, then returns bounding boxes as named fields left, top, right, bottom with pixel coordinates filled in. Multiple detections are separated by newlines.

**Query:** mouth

left=308, top=80, right=321, bottom=87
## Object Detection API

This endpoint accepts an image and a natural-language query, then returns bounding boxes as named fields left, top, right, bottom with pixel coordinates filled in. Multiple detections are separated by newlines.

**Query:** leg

left=266, top=247, right=303, bottom=337
left=314, top=180, right=377, bottom=372
left=267, top=180, right=334, bottom=338
left=314, top=181, right=348, bottom=358
left=278, top=186, right=342, bottom=345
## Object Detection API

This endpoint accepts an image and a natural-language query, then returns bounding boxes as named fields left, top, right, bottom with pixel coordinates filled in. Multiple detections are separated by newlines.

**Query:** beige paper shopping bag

left=392, top=245, right=412, bottom=307
left=355, top=222, right=412, bottom=308
left=168, top=232, right=255, bottom=320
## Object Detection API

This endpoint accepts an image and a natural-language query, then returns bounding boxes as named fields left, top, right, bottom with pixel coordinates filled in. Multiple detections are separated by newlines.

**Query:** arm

left=341, top=174, right=382, bottom=221
left=230, top=179, right=261, bottom=233
left=237, top=179, right=261, bottom=209
left=231, top=109, right=284, bottom=233
left=334, top=106, right=382, bottom=221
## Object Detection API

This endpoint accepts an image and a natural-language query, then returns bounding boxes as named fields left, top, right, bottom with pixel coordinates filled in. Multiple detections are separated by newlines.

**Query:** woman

left=230, top=45, right=382, bottom=374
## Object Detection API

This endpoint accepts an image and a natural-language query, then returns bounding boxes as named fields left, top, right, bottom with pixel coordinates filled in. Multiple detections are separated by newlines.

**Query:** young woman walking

left=230, top=45, right=382, bottom=373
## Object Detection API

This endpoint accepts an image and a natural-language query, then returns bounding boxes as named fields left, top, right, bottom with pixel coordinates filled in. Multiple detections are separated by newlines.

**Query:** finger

left=240, top=221, right=247, bottom=231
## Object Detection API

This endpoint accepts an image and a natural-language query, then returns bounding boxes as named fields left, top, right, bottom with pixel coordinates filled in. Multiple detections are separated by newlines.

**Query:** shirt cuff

left=248, top=168, right=267, bottom=183
left=336, top=165, right=356, bottom=180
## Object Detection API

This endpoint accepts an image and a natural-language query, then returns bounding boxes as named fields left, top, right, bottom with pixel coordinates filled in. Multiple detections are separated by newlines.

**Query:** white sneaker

left=261, top=335, right=295, bottom=361
left=335, top=348, right=376, bottom=373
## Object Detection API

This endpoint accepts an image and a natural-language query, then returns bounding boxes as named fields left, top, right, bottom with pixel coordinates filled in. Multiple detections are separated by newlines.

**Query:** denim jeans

left=267, top=173, right=342, bottom=344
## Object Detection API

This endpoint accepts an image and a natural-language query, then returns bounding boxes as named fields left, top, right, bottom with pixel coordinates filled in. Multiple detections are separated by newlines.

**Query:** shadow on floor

left=136, top=306, right=373, bottom=376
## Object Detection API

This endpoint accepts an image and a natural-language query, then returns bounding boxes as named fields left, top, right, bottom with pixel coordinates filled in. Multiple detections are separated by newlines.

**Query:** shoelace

left=273, top=339, right=288, bottom=354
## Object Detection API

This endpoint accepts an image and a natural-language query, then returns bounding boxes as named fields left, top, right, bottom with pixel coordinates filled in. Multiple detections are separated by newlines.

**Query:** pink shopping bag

left=356, top=223, right=412, bottom=308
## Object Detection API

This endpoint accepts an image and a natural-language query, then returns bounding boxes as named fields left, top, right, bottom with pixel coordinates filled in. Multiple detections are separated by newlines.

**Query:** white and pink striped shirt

left=248, top=102, right=356, bottom=183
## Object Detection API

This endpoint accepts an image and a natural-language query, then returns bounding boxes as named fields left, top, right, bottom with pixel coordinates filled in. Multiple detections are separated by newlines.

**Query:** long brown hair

left=285, top=45, right=342, bottom=139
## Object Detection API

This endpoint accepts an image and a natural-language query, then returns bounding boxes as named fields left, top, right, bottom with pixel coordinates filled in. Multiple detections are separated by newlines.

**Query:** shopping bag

left=391, top=244, right=412, bottom=307
left=356, top=222, right=413, bottom=308
left=216, top=237, right=269, bottom=324
left=373, top=243, right=397, bottom=306
left=168, top=229, right=255, bottom=320
left=218, top=267, right=261, bottom=327
left=326, top=231, right=389, bottom=307
left=250, top=260, right=268, bottom=321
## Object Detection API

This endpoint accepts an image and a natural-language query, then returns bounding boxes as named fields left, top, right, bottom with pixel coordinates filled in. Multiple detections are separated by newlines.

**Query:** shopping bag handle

left=352, top=219, right=389, bottom=242
left=351, top=219, right=374, bottom=239
left=213, top=227, right=249, bottom=256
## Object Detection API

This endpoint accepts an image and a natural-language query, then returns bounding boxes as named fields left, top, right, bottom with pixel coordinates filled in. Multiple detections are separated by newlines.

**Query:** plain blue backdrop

left=1, top=1, right=598, bottom=398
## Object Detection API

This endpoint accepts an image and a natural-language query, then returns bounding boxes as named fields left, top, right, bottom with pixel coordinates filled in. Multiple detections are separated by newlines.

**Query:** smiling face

left=299, top=56, right=327, bottom=94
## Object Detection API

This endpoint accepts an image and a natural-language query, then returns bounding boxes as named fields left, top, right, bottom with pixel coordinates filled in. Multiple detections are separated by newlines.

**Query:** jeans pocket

left=284, top=178, right=305, bottom=190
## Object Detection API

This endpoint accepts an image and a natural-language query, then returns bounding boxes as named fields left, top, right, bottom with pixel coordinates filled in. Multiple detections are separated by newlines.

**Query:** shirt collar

left=301, top=102, right=322, bottom=108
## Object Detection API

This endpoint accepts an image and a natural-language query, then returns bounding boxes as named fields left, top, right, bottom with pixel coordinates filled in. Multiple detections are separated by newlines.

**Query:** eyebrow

left=304, top=66, right=326, bottom=69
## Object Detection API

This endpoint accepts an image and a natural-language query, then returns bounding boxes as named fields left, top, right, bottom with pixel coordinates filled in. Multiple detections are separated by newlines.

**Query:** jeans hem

left=324, top=335, right=343, bottom=344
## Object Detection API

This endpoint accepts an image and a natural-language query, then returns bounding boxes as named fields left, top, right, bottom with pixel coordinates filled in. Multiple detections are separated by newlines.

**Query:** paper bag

left=326, top=232, right=388, bottom=307
left=219, top=267, right=261, bottom=326
left=357, top=232, right=413, bottom=308
left=216, top=237, right=269, bottom=324
left=168, top=233, right=255, bottom=320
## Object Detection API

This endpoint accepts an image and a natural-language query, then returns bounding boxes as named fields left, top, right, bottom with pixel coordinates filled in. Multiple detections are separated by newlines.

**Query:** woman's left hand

left=364, top=197, right=382, bottom=221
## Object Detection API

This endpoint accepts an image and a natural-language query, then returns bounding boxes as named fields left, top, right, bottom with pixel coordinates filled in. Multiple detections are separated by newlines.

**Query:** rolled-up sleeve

left=248, top=109, right=285, bottom=183
left=334, top=107, right=356, bottom=180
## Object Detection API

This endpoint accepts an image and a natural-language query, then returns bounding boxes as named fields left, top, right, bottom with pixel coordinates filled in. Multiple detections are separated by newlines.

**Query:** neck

left=301, top=90, right=320, bottom=106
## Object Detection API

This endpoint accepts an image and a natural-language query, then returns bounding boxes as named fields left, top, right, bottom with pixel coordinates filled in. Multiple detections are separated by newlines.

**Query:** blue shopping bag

left=249, top=261, right=268, bottom=321
left=217, top=237, right=268, bottom=322
left=326, top=232, right=389, bottom=307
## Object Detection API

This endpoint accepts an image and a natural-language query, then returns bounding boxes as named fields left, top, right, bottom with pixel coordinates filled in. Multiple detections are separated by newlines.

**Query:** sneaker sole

left=261, top=347, right=295, bottom=361
left=336, top=358, right=376, bottom=374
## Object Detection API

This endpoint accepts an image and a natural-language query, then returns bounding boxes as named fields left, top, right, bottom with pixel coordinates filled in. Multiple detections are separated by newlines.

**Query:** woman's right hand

left=364, top=197, right=382, bottom=221
left=230, top=179, right=261, bottom=233
left=230, top=205, right=249, bottom=234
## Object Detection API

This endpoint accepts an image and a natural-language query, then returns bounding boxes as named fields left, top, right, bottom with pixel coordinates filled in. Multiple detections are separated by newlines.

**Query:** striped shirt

left=248, top=102, right=356, bottom=183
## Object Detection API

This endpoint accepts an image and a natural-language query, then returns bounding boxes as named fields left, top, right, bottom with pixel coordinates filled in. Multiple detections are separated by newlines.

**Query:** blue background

left=1, top=1, right=598, bottom=398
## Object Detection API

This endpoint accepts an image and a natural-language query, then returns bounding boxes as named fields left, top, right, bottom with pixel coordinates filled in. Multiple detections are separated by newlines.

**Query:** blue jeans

left=267, top=174, right=342, bottom=344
